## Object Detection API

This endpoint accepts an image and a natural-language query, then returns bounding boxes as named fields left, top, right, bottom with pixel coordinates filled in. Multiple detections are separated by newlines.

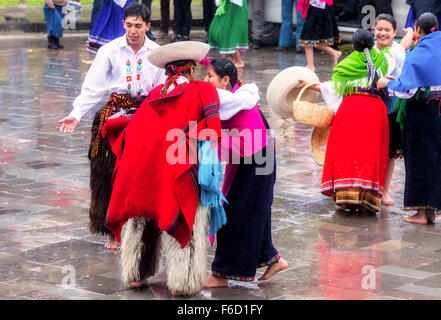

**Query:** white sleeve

left=217, top=83, right=260, bottom=120
left=389, top=42, right=406, bottom=78
left=70, top=47, right=111, bottom=122
left=320, top=81, right=342, bottom=113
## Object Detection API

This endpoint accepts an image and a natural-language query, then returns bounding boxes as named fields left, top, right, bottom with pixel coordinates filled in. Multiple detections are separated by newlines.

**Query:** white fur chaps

left=120, top=216, right=162, bottom=286
left=120, top=203, right=209, bottom=295
left=163, top=203, right=209, bottom=296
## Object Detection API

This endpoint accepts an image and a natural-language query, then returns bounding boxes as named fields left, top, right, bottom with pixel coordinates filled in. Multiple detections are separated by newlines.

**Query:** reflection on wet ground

left=1, top=32, right=441, bottom=300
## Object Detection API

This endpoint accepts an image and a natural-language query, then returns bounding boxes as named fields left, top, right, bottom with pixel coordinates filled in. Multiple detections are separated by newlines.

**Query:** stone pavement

left=1, top=32, right=441, bottom=301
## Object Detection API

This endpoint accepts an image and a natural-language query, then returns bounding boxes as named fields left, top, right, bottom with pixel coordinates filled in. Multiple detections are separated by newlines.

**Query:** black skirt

left=402, top=98, right=441, bottom=210
left=299, top=5, right=340, bottom=47
left=211, top=146, right=279, bottom=281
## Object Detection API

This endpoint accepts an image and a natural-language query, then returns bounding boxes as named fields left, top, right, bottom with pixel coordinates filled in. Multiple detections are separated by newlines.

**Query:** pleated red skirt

left=321, top=93, right=389, bottom=202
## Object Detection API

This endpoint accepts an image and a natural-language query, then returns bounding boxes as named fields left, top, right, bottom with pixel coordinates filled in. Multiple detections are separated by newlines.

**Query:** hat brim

left=266, top=67, right=320, bottom=119
left=310, top=126, right=331, bottom=166
left=146, top=41, right=210, bottom=69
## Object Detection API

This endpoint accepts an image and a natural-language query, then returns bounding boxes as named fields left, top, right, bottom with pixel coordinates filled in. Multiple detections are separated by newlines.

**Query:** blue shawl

left=387, top=31, right=441, bottom=93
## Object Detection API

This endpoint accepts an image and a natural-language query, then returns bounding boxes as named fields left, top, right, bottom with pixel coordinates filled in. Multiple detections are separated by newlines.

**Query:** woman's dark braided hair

left=415, top=12, right=439, bottom=35
left=210, top=58, right=270, bottom=129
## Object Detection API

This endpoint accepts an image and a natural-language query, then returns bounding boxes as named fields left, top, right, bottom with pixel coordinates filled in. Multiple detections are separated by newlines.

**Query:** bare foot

left=81, top=59, right=93, bottom=65
left=130, top=280, right=148, bottom=288
left=171, top=290, right=183, bottom=296
left=403, top=210, right=428, bottom=224
left=331, top=51, right=342, bottom=69
left=258, top=257, right=288, bottom=281
left=427, top=210, right=436, bottom=223
left=204, top=276, right=229, bottom=288
left=382, top=192, right=395, bottom=206
left=104, top=235, right=119, bottom=250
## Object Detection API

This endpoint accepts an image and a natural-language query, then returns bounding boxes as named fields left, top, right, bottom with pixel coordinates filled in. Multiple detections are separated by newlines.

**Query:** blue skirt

left=88, top=0, right=134, bottom=54
left=211, top=145, right=279, bottom=281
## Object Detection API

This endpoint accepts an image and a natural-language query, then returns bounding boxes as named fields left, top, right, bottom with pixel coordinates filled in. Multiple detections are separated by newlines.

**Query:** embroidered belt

left=90, top=93, right=146, bottom=158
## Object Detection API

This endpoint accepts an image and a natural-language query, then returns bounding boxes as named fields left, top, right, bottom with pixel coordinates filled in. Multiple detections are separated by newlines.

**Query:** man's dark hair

left=124, top=2, right=151, bottom=23
left=375, top=13, right=397, bottom=31
left=415, top=12, right=439, bottom=35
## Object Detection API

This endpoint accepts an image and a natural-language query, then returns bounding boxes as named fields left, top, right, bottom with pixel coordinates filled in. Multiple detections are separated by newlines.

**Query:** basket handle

left=295, top=82, right=322, bottom=104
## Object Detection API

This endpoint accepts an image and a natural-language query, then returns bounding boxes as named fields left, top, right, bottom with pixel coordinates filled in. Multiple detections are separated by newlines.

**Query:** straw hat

left=147, top=41, right=210, bottom=69
left=310, top=126, right=331, bottom=166
left=266, top=67, right=320, bottom=119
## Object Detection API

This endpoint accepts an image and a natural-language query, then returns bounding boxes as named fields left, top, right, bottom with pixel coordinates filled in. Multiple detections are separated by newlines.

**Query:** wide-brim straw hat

left=266, top=67, right=320, bottom=119
left=147, top=41, right=210, bottom=69
left=310, top=126, right=331, bottom=166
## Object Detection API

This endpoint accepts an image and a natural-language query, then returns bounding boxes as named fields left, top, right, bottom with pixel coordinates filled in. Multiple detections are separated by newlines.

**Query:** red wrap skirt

left=320, top=93, right=389, bottom=212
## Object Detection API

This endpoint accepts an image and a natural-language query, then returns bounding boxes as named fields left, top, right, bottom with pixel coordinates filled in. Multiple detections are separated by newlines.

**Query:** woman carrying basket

left=297, top=29, right=389, bottom=214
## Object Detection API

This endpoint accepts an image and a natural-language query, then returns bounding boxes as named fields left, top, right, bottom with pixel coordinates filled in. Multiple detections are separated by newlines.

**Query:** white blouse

left=375, top=41, right=406, bottom=79
left=70, top=35, right=166, bottom=122
left=217, top=83, right=260, bottom=120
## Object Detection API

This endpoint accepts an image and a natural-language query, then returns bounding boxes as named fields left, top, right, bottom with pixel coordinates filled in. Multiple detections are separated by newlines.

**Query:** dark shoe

left=295, top=47, right=305, bottom=54
left=274, top=46, right=291, bottom=52
left=252, top=39, right=262, bottom=49
left=48, top=36, right=58, bottom=49
left=182, top=35, right=190, bottom=41
left=54, top=37, right=64, bottom=49
left=171, top=34, right=183, bottom=42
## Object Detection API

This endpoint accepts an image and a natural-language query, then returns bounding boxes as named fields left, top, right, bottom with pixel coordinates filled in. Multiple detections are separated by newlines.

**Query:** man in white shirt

left=58, top=2, right=166, bottom=250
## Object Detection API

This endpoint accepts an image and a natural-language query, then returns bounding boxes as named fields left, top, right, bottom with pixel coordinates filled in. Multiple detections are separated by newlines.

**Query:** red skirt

left=321, top=94, right=389, bottom=197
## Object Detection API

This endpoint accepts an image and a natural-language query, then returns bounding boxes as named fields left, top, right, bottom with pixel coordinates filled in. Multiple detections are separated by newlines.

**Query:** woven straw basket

left=310, top=126, right=331, bottom=166
left=292, top=82, right=334, bottom=128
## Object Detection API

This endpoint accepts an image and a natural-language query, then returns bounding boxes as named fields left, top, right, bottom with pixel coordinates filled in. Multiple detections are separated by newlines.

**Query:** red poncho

left=103, top=80, right=222, bottom=248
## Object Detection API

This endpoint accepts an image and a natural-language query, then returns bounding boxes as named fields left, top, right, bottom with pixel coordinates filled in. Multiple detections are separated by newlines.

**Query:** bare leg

left=316, top=44, right=342, bottom=69
left=304, top=47, right=315, bottom=72
left=204, top=276, right=229, bottom=288
left=403, top=209, right=428, bottom=224
left=105, top=233, right=118, bottom=250
left=234, top=50, right=244, bottom=68
left=382, top=158, right=395, bottom=206
left=258, top=257, right=288, bottom=281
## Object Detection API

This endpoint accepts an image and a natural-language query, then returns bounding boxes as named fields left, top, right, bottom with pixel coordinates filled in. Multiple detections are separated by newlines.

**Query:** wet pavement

left=1, top=31, right=441, bottom=301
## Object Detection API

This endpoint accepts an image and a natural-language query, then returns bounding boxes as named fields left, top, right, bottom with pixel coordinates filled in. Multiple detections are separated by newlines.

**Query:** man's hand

left=49, top=4, right=55, bottom=9
left=58, top=116, right=79, bottom=133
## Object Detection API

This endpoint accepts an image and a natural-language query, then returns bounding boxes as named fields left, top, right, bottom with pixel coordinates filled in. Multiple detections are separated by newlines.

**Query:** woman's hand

left=377, top=75, right=395, bottom=89
left=296, top=80, right=321, bottom=92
